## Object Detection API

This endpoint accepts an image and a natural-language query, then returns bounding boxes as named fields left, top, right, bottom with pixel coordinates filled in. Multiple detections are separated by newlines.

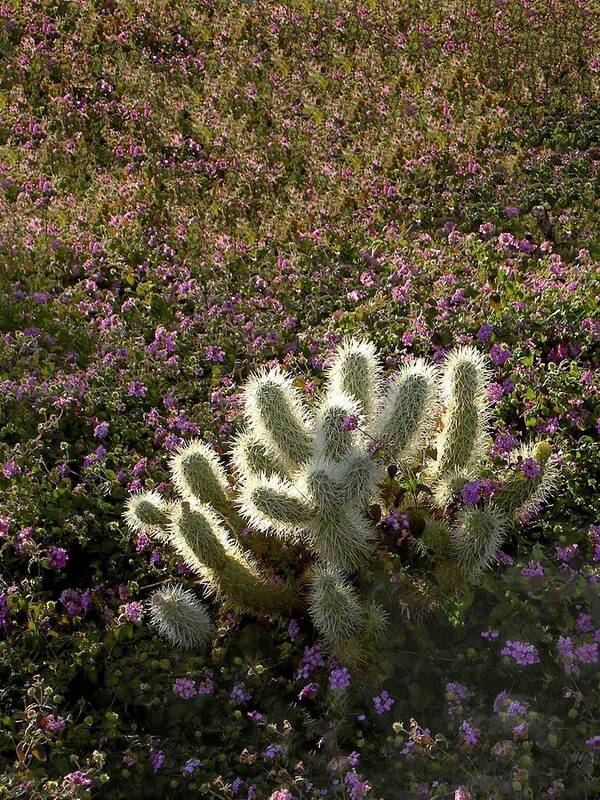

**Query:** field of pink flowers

left=0, top=1, right=599, bottom=798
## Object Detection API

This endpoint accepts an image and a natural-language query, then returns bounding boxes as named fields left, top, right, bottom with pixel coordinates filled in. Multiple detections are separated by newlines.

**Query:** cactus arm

left=494, top=442, right=557, bottom=520
left=435, top=347, right=490, bottom=478
left=314, top=393, right=361, bottom=462
left=308, top=567, right=363, bottom=645
left=325, top=337, right=382, bottom=422
left=124, top=490, right=172, bottom=541
left=304, top=460, right=375, bottom=572
left=170, top=502, right=297, bottom=612
left=147, top=583, right=212, bottom=649
left=231, top=430, right=290, bottom=481
left=237, top=474, right=316, bottom=537
left=244, top=366, right=313, bottom=469
left=372, top=359, right=438, bottom=460
left=451, top=505, right=507, bottom=581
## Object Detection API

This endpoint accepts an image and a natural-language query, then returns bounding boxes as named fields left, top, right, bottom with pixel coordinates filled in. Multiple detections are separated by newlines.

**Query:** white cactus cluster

left=124, top=338, right=556, bottom=661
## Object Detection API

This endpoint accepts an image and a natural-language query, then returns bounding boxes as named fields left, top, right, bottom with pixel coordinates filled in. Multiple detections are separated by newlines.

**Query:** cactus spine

left=244, top=367, right=313, bottom=468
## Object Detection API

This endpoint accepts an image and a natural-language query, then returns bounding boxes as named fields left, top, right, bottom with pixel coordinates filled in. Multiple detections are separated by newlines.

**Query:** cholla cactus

left=123, top=337, right=556, bottom=664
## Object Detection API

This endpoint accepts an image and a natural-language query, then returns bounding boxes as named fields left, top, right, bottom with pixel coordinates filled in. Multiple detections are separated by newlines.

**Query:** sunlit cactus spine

left=237, top=473, right=315, bottom=537
left=231, top=431, right=288, bottom=481
left=123, top=336, right=556, bottom=665
left=169, top=500, right=296, bottom=612
left=308, top=567, right=363, bottom=648
left=314, top=392, right=362, bottom=462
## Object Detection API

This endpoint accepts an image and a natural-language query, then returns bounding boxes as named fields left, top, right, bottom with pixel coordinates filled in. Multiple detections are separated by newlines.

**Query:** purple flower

left=493, top=433, right=517, bottom=455
left=521, top=560, right=544, bottom=578
left=590, top=524, right=600, bottom=562
left=460, top=481, right=481, bottom=505
left=575, top=643, right=598, bottom=664
left=264, top=744, right=283, bottom=760
left=345, top=770, right=371, bottom=799
left=586, top=735, right=600, bottom=750
left=455, top=787, right=472, bottom=800
left=93, top=421, right=110, bottom=438
left=2, top=461, right=20, bottom=478
left=329, top=666, right=350, bottom=692
left=196, top=672, right=214, bottom=695
left=231, top=682, right=251, bottom=704
left=172, top=678, right=197, bottom=699
left=298, top=682, right=318, bottom=700
left=205, top=345, right=225, bottom=363
left=341, top=414, right=358, bottom=432
left=150, top=749, right=165, bottom=772
left=268, top=790, right=293, bottom=800
left=476, top=323, right=493, bottom=341
left=555, top=543, right=579, bottom=562
left=506, top=700, right=528, bottom=718
left=42, top=714, right=66, bottom=731
left=182, top=758, right=203, bottom=775
left=513, top=722, right=528, bottom=740
left=127, top=381, right=148, bottom=397
left=296, top=644, right=325, bottom=680
left=520, top=458, right=541, bottom=479
left=556, top=636, right=576, bottom=672
left=132, top=457, right=148, bottom=477
left=493, top=691, right=510, bottom=713
left=373, top=690, right=395, bottom=715
left=497, top=551, right=514, bottom=566
left=59, top=588, right=91, bottom=617
left=288, top=618, right=300, bottom=640
left=460, top=719, right=480, bottom=746
left=62, top=771, right=92, bottom=788
left=501, top=640, right=540, bottom=666
left=121, top=601, right=144, bottom=622
left=481, top=629, right=499, bottom=641
left=490, top=344, right=511, bottom=365
left=576, top=613, right=593, bottom=633
left=48, top=546, right=68, bottom=569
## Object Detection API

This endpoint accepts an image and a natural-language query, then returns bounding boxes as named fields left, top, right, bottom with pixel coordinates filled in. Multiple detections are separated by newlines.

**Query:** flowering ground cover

left=0, top=1, right=599, bottom=798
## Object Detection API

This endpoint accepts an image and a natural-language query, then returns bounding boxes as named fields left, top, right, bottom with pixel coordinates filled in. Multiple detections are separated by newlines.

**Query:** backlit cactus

left=147, top=583, right=213, bottom=649
left=434, top=346, right=490, bottom=478
left=451, top=506, right=507, bottom=581
left=124, top=337, right=556, bottom=664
